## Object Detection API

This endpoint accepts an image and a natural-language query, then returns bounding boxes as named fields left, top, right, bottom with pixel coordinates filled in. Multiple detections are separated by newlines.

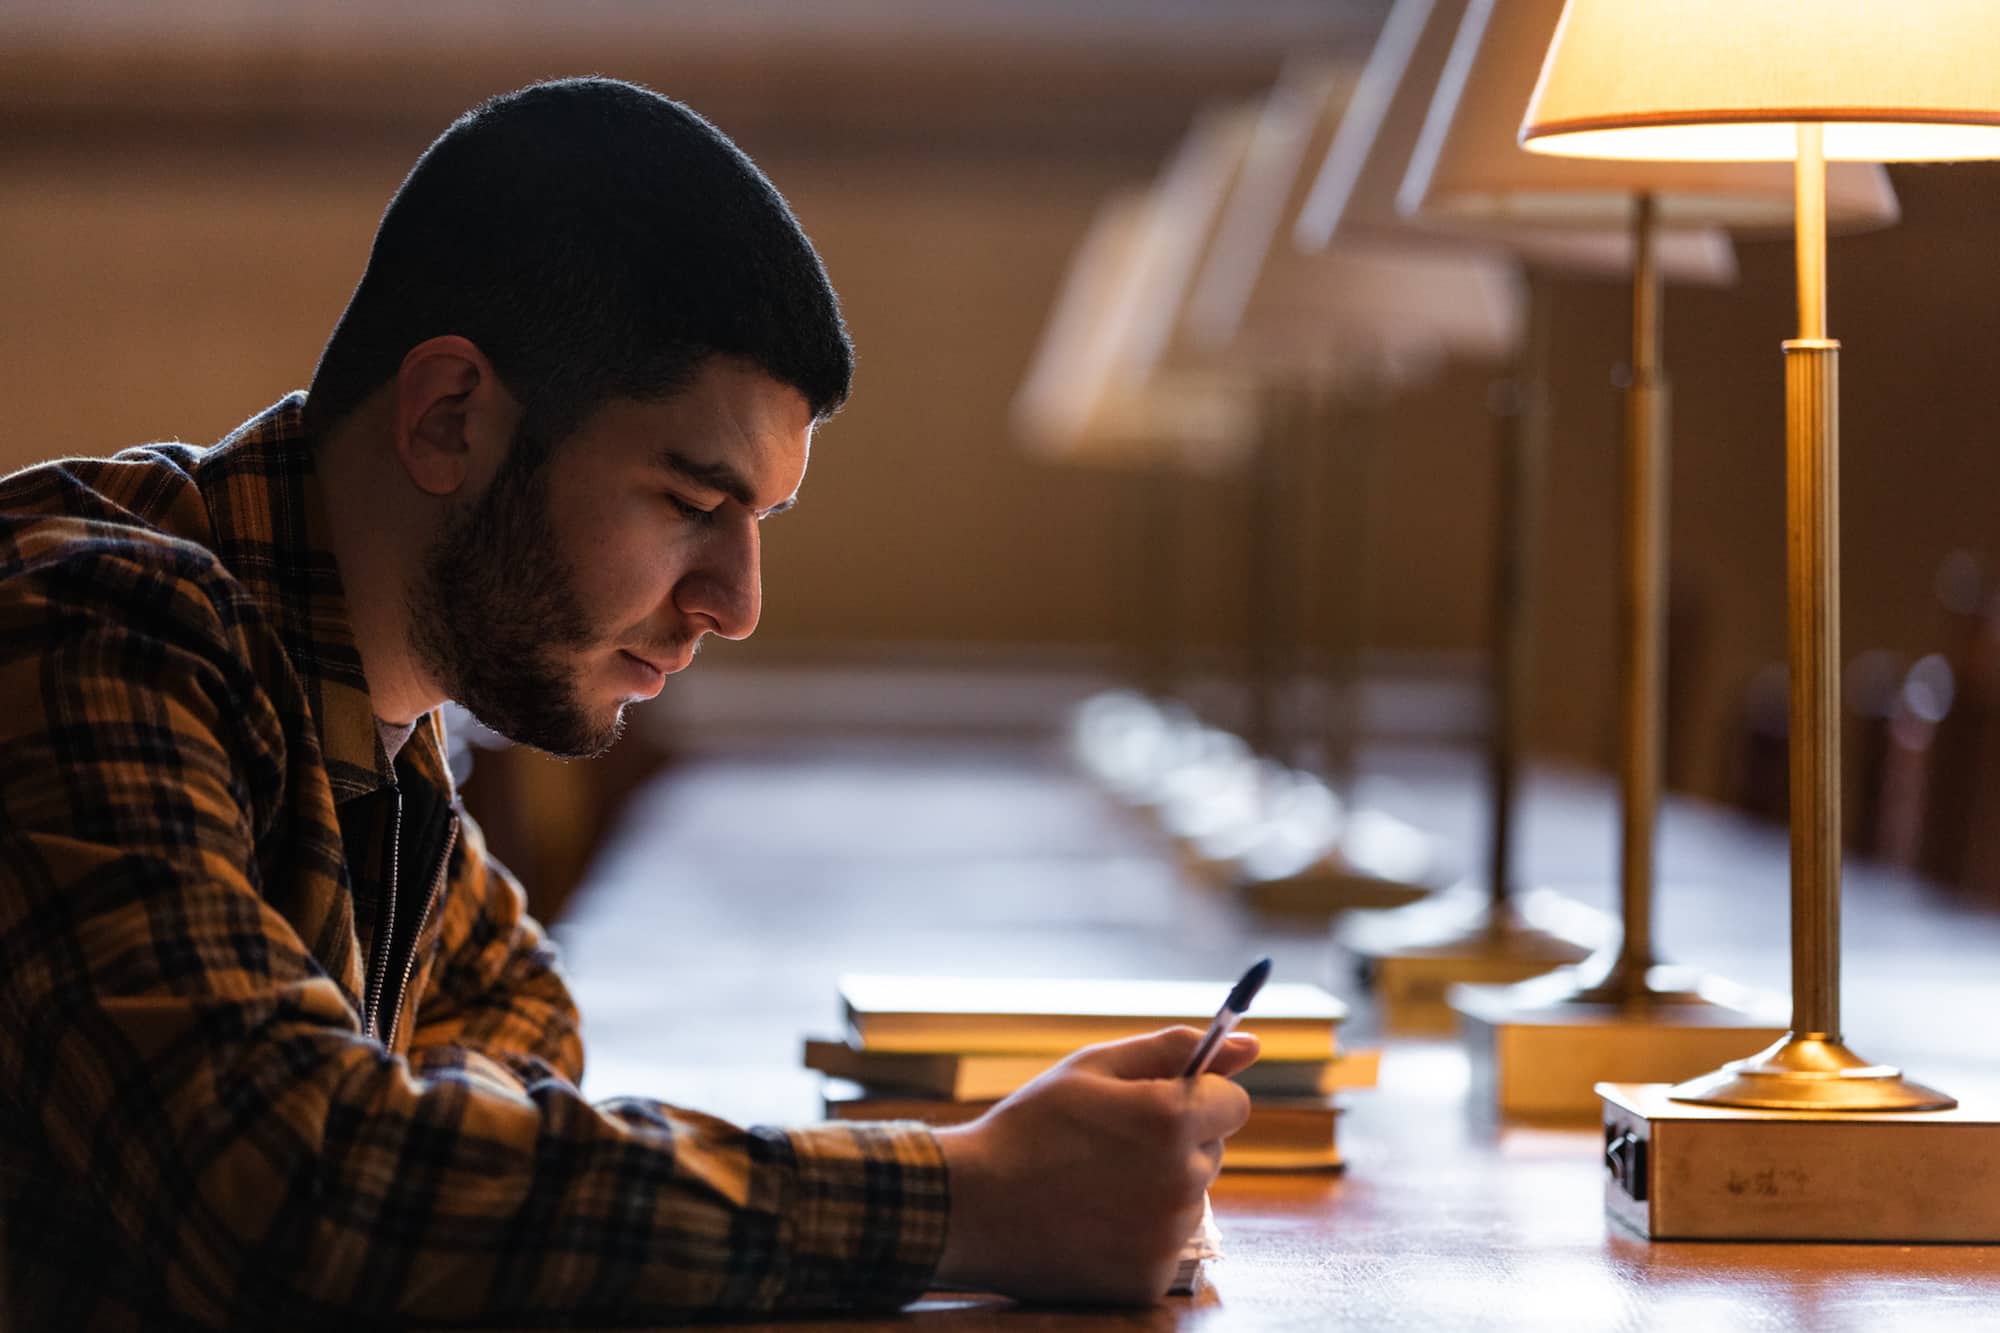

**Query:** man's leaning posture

left=0, top=78, right=1253, bottom=1329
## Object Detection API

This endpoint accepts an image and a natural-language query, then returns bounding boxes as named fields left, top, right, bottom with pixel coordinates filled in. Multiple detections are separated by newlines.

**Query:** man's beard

left=406, top=420, right=625, bottom=759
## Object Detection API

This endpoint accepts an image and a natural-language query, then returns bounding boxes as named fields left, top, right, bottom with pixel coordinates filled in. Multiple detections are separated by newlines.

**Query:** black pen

left=1180, top=957, right=1272, bottom=1078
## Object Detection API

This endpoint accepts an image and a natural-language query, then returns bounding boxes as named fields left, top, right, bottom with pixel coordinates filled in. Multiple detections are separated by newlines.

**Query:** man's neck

left=317, top=399, right=445, bottom=728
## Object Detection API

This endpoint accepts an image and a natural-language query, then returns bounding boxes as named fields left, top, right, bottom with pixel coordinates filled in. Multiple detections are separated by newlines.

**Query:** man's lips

left=623, top=646, right=691, bottom=676
left=622, top=649, right=668, bottom=675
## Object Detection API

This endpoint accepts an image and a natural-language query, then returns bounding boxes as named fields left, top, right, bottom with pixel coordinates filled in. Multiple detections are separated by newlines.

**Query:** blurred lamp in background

left=1394, top=0, right=1897, bottom=1113
left=1300, top=0, right=1745, bottom=1037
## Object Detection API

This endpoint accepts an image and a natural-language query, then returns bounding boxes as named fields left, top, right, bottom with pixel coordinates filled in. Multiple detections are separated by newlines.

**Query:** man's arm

left=402, top=813, right=586, bottom=1090
left=0, top=541, right=947, bottom=1326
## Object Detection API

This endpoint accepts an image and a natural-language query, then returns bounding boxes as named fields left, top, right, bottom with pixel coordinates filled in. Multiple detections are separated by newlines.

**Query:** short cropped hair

left=306, top=77, right=852, bottom=446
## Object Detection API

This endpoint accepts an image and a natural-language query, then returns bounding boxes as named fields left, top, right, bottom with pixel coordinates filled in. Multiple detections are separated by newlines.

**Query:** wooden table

left=553, top=735, right=2000, bottom=1329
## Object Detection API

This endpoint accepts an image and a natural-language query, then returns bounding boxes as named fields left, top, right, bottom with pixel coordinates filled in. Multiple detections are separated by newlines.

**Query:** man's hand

left=931, top=1025, right=1259, bottom=1305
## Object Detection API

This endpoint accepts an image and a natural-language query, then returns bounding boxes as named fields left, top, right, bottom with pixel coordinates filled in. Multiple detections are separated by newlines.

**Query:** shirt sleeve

left=0, top=539, right=950, bottom=1328
left=403, top=816, right=587, bottom=1091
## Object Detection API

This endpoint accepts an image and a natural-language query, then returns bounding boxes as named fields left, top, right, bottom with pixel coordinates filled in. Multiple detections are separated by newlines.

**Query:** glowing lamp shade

left=1300, top=0, right=1739, bottom=285
left=1523, top=0, right=2000, bottom=162
left=1408, top=0, right=1897, bottom=229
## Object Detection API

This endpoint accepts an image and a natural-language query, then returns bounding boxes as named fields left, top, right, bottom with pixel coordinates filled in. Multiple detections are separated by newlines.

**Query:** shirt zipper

left=362, top=786, right=403, bottom=1041
left=381, top=815, right=458, bottom=1052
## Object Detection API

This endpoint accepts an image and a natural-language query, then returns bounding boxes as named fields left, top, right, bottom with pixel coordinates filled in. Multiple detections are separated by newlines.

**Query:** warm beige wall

left=5, top=95, right=1999, bottom=802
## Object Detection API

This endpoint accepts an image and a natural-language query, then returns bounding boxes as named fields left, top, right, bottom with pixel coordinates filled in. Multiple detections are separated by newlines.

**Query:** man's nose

left=676, top=516, right=761, bottom=641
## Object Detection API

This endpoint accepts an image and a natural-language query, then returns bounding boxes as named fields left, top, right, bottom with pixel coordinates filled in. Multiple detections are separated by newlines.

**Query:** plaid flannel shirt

left=0, top=395, right=948, bottom=1330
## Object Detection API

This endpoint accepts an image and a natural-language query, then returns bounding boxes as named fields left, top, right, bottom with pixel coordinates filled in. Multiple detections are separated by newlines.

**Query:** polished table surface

left=551, top=735, right=2000, bottom=1330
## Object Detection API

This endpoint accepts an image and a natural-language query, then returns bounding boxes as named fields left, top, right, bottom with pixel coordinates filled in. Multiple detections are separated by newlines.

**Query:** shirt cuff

left=773, top=1120, right=949, bottom=1310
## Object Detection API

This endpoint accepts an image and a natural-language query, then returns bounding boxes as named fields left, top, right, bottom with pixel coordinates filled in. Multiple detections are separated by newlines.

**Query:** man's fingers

left=1076, top=1026, right=1206, bottom=1079
left=1206, top=1031, right=1261, bottom=1079
left=1189, top=1072, right=1253, bottom=1142
left=1074, top=1026, right=1267, bottom=1082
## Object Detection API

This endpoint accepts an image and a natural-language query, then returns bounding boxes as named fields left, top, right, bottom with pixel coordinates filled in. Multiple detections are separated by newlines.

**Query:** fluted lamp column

left=1522, top=0, right=2000, bottom=1112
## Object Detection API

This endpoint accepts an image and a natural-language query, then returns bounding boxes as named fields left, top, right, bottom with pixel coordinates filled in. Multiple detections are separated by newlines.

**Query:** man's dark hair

left=306, top=77, right=852, bottom=448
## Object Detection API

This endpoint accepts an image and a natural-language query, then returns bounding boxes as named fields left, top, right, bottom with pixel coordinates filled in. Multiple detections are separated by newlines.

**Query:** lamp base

left=1337, top=885, right=1608, bottom=1035
left=1171, top=837, right=1435, bottom=915
left=1236, top=851, right=1438, bottom=917
left=1600, top=1082, right=2000, bottom=1241
left=1454, top=971, right=1786, bottom=1119
left=1202, top=807, right=1449, bottom=918
left=1668, top=1035, right=1958, bottom=1112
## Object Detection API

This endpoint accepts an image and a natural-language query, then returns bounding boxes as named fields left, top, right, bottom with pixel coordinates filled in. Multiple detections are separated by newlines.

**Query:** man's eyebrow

left=652, top=446, right=797, bottom=517
left=652, top=447, right=751, bottom=504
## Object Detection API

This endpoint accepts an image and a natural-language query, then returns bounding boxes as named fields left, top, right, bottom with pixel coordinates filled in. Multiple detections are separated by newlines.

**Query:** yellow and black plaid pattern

left=0, top=396, right=948, bottom=1330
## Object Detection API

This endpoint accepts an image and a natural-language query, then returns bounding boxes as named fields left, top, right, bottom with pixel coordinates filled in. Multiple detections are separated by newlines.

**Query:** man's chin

left=464, top=698, right=627, bottom=762
left=532, top=704, right=628, bottom=761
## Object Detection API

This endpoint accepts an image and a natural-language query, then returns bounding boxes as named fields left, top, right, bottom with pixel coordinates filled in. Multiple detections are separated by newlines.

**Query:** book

left=802, top=1036, right=1380, bottom=1101
left=838, top=973, right=1348, bottom=1059
left=820, top=1081, right=1345, bottom=1172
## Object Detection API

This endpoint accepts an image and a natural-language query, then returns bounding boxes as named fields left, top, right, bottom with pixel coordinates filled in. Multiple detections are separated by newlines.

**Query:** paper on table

left=1170, top=1195, right=1223, bottom=1296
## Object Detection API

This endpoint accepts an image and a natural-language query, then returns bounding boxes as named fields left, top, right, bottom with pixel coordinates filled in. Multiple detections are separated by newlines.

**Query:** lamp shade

left=1299, top=0, right=1738, bottom=285
left=1011, top=192, right=1193, bottom=464
left=1186, top=59, right=1525, bottom=384
left=1524, top=0, right=2000, bottom=161
left=1414, top=0, right=1900, bottom=223
left=1114, top=108, right=1274, bottom=469
left=1010, top=169, right=1255, bottom=472
left=1125, top=103, right=1268, bottom=383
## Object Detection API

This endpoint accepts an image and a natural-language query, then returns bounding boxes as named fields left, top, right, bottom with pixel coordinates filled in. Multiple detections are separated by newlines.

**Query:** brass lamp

left=1294, top=0, right=1749, bottom=1021
left=1013, top=190, right=1236, bottom=791
left=1024, top=109, right=1272, bottom=820
left=1383, top=0, right=1897, bottom=1098
left=1522, top=0, right=2000, bottom=1112
left=1014, top=113, right=1269, bottom=814
left=1176, top=59, right=1528, bottom=912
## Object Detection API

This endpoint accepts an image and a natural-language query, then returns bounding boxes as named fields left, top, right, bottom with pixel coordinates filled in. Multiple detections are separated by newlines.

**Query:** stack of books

left=805, top=973, right=1373, bottom=1171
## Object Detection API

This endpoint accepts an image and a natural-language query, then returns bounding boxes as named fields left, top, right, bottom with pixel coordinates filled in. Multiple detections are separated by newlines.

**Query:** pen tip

left=1226, top=957, right=1272, bottom=1012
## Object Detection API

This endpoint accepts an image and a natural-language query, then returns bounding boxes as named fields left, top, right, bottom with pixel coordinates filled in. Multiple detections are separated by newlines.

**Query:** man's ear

left=392, top=335, right=520, bottom=497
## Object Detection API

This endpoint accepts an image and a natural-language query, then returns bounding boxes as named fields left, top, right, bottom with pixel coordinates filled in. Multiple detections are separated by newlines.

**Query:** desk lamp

left=1177, top=56, right=1526, bottom=917
left=1027, top=102, right=1427, bottom=854
left=1020, top=109, right=1276, bottom=813
left=1012, top=190, right=1243, bottom=785
left=1520, top=0, right=1991, bottom=1115
left=1523, top=0, right=2000, bottom=1240
left=1044, top=77, right=1488, bottom=892
left=1387, top=0, right=1896, bottom=1098
left=1293, top=0, right=1747, bottom=1032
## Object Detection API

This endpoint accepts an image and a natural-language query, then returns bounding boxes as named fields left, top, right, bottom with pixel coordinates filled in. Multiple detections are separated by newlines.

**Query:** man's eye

left=667, top=494, right=718, bottom=524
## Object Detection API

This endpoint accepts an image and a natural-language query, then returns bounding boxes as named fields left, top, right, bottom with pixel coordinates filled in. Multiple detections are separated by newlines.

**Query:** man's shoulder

left=0, top=444, right=264, bottom=646
left=4, top=442, right=219, bottom=573
left=3, top=440, right=212, bottom=548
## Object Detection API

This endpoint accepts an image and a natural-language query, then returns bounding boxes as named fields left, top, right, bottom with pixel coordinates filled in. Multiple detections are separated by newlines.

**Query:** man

left=0, top=78, right=1255, bottom=1328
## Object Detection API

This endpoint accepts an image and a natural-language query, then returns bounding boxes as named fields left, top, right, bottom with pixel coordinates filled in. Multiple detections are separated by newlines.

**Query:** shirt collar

left=193, top=394, right=456, bottom=806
